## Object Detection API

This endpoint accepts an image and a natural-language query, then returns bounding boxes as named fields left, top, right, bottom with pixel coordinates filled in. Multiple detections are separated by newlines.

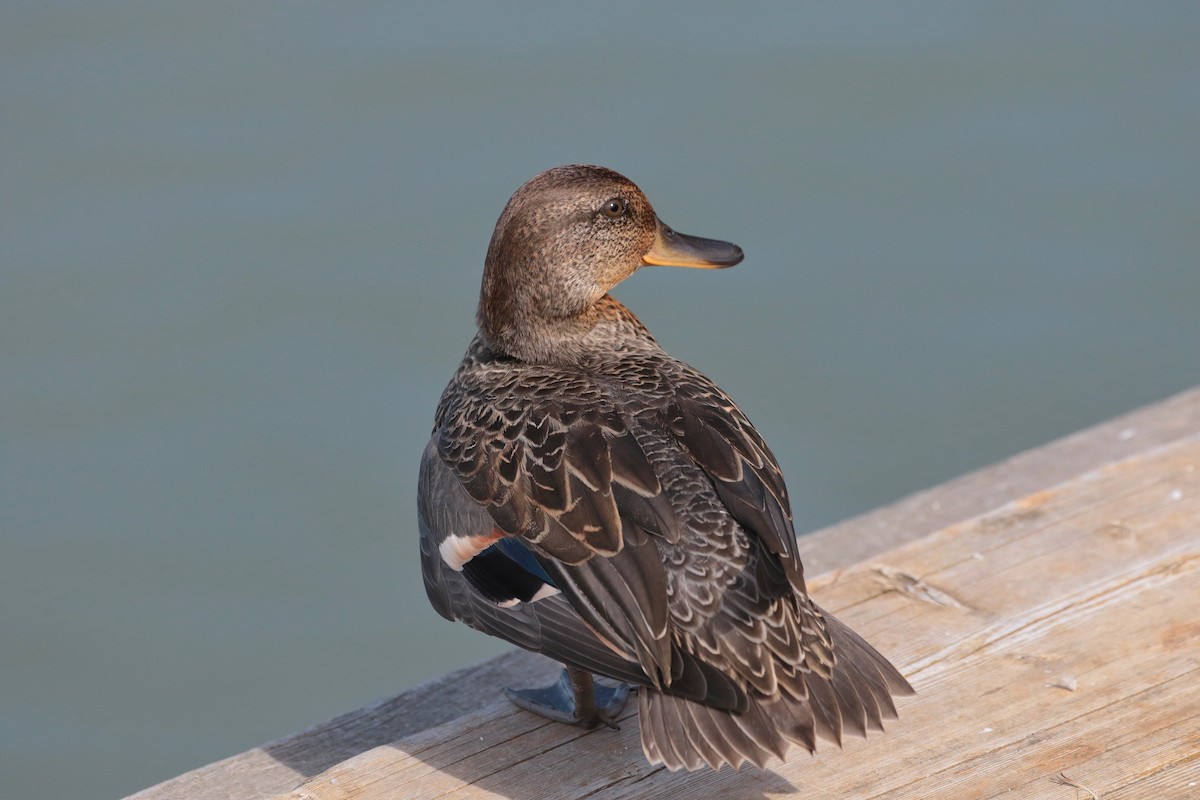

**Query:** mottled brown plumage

left=419, top=164, right=912, bottom=770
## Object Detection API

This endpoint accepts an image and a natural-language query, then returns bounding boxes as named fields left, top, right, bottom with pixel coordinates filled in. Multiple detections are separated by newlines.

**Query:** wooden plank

left=268, top=428, right=1200, bottom=799
left=127, top=386, right=1200, bottom=800
left=793, top=385, right=1200, bottom=577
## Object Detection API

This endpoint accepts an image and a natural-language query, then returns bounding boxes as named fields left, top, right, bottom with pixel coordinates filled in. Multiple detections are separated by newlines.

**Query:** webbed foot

left=504, top=667, right=632, bottom=730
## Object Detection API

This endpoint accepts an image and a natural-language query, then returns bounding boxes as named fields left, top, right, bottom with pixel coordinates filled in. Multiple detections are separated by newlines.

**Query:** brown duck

left=419, top=164, right=912, bottom=770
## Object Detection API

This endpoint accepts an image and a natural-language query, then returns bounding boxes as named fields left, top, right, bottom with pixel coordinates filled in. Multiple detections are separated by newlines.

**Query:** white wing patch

left=438, top=529, right=502, bottom=571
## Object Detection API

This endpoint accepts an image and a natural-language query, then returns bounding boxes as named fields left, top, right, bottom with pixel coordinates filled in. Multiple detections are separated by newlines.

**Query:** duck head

left=477, top=164, right=743, bottom=363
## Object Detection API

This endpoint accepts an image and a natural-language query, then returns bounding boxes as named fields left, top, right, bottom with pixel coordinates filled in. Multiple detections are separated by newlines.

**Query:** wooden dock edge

left=128, top=386, right=1200, bottom=800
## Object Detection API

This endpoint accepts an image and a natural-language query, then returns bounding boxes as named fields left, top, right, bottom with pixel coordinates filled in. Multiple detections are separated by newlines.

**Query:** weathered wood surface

left=128, top=387, right=1200, bottom=800
left=269, top=425, right=1200, bottom=799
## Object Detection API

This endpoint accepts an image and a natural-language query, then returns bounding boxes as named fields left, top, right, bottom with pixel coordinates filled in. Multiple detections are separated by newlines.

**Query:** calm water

left=3, top=3, right=1198, bottom=797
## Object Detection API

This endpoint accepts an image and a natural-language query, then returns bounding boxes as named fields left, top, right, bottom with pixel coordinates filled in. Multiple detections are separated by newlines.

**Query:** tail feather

left=639, top=608, right=913, bottom=771
left=826, top=659, right=870, bottom=738
left=674, top=688, right=717, bottom=771
left=822, top=609, right=914, bottom=713
left=733, top=694, right=790, bottom=762
left=669, top=701, right=713, bottom=772
left=803, top=666, right=844, bottom=743
left=692, top=701, right=762, bottom=768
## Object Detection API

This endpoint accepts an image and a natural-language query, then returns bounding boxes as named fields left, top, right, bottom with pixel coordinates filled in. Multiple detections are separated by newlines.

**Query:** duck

left=418, top=164, right=913, bottom=771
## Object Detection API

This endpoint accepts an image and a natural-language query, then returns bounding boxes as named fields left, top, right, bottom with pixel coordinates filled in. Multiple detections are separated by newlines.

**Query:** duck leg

left=504, top=667, right=632, bottom=729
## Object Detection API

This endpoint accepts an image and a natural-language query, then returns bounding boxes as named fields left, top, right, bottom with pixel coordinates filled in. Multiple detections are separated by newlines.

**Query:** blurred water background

left=3, top=3, right=1198, bottom=797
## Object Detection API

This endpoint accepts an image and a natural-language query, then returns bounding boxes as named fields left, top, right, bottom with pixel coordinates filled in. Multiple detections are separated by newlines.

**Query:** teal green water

left=3, top=3, right=1198, bottom=797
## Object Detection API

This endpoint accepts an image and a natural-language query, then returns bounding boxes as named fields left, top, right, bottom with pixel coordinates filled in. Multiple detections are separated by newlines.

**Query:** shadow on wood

left=258, top=650, right=558, bottom=779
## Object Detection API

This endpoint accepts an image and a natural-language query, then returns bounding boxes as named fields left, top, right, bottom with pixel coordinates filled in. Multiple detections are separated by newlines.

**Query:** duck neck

left=477, top=295, right=658, bottom=366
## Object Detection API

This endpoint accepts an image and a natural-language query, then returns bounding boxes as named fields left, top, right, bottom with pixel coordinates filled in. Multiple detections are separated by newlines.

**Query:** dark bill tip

left=641, top=220, right=744, bottom=269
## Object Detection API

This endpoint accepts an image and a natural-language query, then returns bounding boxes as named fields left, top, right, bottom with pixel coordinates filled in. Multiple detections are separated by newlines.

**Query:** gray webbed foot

left=504, top=667, right=632, bottom=730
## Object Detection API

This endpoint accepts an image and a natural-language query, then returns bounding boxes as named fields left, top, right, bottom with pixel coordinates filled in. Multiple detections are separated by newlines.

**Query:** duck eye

left=600, top=198, right=628, bottom=219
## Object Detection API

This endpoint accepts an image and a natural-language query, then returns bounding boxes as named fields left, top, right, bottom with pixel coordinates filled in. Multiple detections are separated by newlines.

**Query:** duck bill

left=641, top=219, right=744, bottom=269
